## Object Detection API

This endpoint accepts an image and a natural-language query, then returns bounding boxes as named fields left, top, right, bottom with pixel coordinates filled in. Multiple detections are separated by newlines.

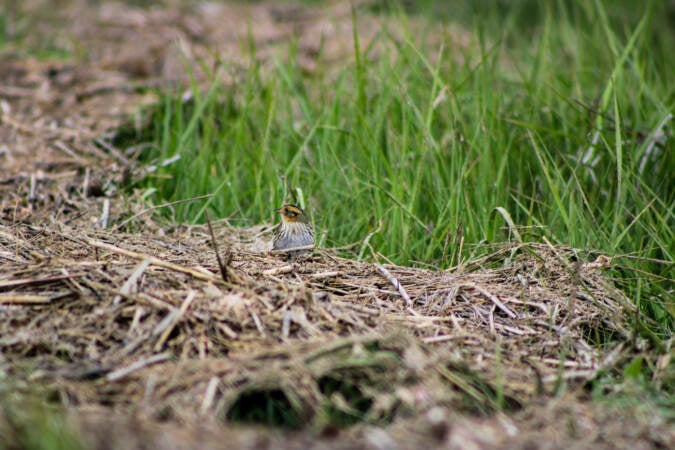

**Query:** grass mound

left=0, top=221, right=640, bottom=435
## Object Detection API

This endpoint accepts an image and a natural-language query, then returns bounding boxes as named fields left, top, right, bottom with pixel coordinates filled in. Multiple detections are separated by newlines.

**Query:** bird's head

left=275, top=204, right=308, bottom=223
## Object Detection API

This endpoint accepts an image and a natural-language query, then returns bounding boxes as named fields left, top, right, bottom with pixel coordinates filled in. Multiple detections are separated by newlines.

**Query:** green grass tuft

left=118, top=1, right=673, bottom=342
left=0, top=391, right=84, bottom=450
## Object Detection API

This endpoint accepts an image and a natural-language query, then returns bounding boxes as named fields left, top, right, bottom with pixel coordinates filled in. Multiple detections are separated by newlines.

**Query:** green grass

left=0, top=390, right=84, bottom=450
left=0, top=5, right=75, bottom=60
left=119, top=1, right=673, bottom=342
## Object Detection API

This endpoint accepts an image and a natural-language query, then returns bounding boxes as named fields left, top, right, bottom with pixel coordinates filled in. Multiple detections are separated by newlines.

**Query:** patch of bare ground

left=0, top=1, right=671, bottom=449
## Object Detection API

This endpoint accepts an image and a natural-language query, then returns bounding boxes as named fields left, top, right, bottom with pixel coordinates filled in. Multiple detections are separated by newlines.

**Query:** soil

left=0, top=1, right=672, bottom=449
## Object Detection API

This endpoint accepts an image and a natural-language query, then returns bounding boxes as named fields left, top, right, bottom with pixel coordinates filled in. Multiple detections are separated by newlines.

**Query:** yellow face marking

left=275, top=204, right=305, bottom=222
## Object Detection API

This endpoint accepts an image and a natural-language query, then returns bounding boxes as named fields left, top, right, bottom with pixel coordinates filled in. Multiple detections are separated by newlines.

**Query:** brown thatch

left=0, top=219, right=636, bottom=423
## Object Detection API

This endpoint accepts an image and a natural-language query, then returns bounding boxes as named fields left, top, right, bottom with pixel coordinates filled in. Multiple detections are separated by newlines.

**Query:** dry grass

left=0, top=219, right=637, bottom=424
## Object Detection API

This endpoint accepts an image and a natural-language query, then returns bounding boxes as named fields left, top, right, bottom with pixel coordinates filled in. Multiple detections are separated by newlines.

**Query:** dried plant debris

left=1, top=220, right=638, bottom=429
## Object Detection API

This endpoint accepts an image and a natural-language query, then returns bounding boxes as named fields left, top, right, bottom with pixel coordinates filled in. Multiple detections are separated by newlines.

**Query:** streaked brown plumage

left=272, top=204, right=314, bottom=252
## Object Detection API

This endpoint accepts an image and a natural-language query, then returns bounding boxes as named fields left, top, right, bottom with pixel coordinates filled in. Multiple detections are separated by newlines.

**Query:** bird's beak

left=274, top=207, right=282, bottom=213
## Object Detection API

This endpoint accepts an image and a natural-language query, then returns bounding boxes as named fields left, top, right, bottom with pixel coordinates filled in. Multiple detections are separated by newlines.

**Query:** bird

left=272, top=204, right=314, bottom=253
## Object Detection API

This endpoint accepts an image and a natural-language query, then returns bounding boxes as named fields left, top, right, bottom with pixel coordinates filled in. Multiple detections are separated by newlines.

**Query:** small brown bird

left=272, top=204, right=314, bottom=252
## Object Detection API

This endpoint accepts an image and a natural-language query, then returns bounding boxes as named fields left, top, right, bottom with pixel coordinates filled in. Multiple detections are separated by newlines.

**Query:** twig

left=0, top=275, right=80, bottom=290
left=281, top=309, right=291, bottom=338
left=113, top=258, right=151, bottom=305
left=200, top=377, right=220, bottom=415
left=449, top=314, right=464, bottom=332
left=250, top=310, right=265, bottom=336
left=269, top=244, right=315, bottom=255
left=153, top=291, right=197, bottom=351
left=494, top=324, right=530, bottom=335
left=468, top=283, right=518, bottom=319
left=28, top=173, right=37, bottom=203
left=310, top=271, right=340, bottom=279
left=82, top=167, right=91, bottom=198
left=127, top=306, right=146, bottom=337
left=142, top=375, right=158, bottom=412
left=205, top=210, right=231, bottom=283
left=262, top=264, right=294, bottom=276
left=217, top=322, right=238, bottom=339
left=94, top=137, right=132, bottom=166
left=98, top=198, right=110, bottom=229
left=358, top=220, right=382, bottom=261
left=106, top=353, right=171, bottom=382
left=88, top=239, right=220, bottom=283
left=52, top=140, right=89, bottom=165
left=375, top=264, right=412, bottom=308
left=0, top=294, right=51, bottom=304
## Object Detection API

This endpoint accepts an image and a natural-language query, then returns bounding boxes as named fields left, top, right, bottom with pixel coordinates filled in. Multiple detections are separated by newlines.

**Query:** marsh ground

left=0, top=1, right=672, bottom=449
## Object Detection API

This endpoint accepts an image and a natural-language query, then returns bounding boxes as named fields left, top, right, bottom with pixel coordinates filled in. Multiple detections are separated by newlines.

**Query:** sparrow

left=272, top=204, right=314, bottom=252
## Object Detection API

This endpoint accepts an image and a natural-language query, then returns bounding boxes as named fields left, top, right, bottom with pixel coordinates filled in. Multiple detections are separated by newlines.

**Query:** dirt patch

left=0, top=1, right=671, bottom=449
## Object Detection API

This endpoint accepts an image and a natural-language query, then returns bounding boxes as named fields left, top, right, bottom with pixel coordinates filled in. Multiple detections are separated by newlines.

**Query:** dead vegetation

left=0, top=1, right=672, bottom=449
left=2, top=217, right=666, bottom=448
